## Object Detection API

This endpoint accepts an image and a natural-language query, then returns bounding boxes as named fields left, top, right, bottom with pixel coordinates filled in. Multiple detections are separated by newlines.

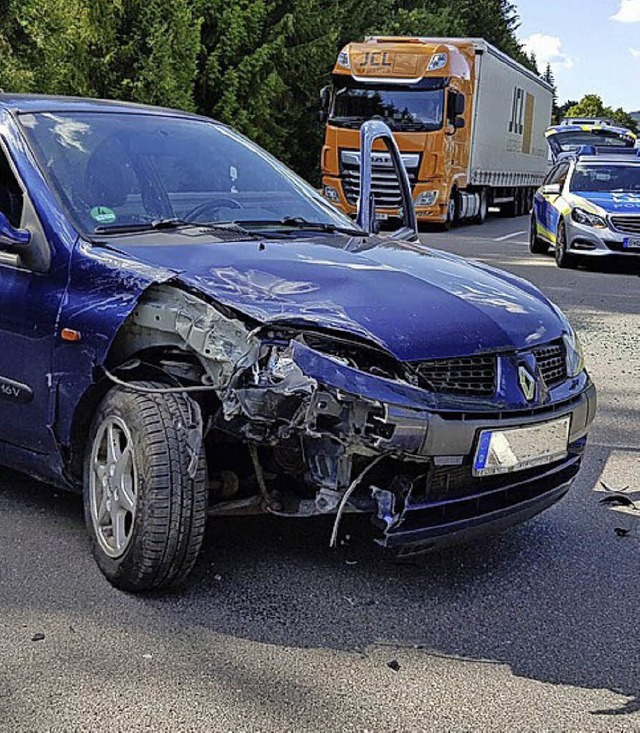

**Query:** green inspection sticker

left=90, top=206, right=116, bottom=224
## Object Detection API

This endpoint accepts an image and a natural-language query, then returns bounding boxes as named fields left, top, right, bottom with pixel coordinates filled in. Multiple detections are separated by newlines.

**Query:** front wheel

left=84, top=383, right=208, bottom=592
left=529, top=215, right=548, bottom=254
left=555, top=220, right=577, bottom=269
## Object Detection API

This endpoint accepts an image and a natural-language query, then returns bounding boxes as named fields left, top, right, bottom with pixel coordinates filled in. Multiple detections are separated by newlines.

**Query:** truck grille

left=610, top=215, right=640, bottom=234
left=413, top=355, right=496, bottom=397
left=532, top=340, right=567, bottom=388
left=339, top=149, right=419, bottom=208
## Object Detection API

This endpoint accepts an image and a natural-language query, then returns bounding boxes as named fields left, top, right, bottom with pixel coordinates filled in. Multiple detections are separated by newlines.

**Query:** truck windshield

left=330, top=86, right=444, bottom=132
left=570, top=164, right=640, bottom=192
left=19, top=111, right=355, bottom=236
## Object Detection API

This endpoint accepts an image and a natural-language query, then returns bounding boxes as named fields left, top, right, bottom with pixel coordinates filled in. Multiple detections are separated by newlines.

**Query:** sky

left=517, top=0, right=640, bottom=112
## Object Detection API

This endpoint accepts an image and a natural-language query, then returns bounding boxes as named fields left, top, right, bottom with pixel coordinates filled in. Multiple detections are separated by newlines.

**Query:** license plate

left=473, top=416, right=570, bottom=477
left=623, top=237, right=640, bottom=250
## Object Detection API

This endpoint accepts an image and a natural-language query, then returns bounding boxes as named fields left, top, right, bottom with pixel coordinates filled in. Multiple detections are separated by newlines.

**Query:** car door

left=536, top=162, right=569, bottom=241
left=0, top=131, right=69, bottom=455
left=543, top=162, right=570, bottom=239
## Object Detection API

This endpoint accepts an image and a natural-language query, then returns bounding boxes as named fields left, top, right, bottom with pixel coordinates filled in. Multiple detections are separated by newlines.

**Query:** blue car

left=530, top=149, right=640, bottom=267
left=0, top=94, right=596, bottom=591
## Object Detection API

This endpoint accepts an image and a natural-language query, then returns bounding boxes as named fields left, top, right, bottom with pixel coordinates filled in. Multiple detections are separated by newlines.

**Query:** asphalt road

left=1, top=215, right=639, bottom=732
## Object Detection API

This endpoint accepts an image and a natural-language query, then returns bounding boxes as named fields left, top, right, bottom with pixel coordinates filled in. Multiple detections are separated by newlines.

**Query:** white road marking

left=494, top=230, right=527, bottom=242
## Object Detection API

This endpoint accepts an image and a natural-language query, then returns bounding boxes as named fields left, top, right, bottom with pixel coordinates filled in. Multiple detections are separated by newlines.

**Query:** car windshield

left=552, top=131, right=635, bottom=153
left=19, top=111, right=356, bottom=236
left=570, top=164, right=640, bottom=192
left=330, top=85, right=444, bottom=132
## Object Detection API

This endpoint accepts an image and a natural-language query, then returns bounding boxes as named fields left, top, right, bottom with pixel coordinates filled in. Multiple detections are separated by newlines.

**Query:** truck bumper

left=322, top=176, right=447, bottom=223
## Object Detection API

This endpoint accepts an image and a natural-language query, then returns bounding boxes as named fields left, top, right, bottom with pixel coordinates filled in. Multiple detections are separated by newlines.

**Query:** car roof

left=546, top=123, right=636, bottom=139
left=0, top=93, right=211, bottom=122
left=574, top=156, right=640, bottom=166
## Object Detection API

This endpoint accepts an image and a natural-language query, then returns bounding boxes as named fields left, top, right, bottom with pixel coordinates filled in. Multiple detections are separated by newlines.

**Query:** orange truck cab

left=320, top=37, right=554, bottom=226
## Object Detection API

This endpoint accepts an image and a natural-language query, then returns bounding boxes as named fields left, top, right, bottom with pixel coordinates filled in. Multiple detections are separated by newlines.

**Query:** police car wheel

left=529, top=215, right=548, bottom=254
left=555, top=221, right=577, bottom=269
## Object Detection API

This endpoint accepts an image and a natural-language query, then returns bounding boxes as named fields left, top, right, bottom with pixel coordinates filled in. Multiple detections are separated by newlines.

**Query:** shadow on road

left=0, top=439, right=638, bottom=718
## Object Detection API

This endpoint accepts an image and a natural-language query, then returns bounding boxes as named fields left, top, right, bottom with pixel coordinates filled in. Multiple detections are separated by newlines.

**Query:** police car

left=530, top=148, right=640, bottom=268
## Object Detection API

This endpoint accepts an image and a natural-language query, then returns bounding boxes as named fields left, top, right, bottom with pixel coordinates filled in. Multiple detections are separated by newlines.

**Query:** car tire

left=529, top=215, right=548, bottom=254
left=83, top=383, right=208, bottom=592
left=555, top=220, right=577, bottom=269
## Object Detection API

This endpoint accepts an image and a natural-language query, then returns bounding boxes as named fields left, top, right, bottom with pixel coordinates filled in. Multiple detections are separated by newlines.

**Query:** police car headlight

left=415, top=190, right=439, bottom=206
left=563, top=327, right=585, bottom=377
left=571, top=207, right=607, bottom=229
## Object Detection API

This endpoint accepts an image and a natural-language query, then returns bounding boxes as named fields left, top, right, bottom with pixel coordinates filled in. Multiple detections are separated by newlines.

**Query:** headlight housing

left=571, top=207, right=607, bottom=229
left=415, top=190, right=439, bottom=207
left=563, top=327, right=585, bottom=377
left=323, top=185, right=340, bottom=203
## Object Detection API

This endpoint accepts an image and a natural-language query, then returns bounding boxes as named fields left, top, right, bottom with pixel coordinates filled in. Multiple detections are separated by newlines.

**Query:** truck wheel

left=83, top=383, right=208, bottom=592
left=442, top=191, right=460, bottom=230
left=473, top=189, right=488, bottom=224
left=529, top=215, right=548, bottom=254
left=554, top=221, right=577, bottom=269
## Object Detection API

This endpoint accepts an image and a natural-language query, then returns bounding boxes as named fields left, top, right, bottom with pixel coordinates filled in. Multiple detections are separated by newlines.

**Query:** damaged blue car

left=0, top=94, right=596, bottom=591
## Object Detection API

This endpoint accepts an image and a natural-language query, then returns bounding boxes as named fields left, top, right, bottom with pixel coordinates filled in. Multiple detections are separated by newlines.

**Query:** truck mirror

left=455, top=94, right=466, bottom=116
left=319, top=85, right=331, bottom=124
left=454, top=116, right=465, bottom=129
left=356, top=120, right=417, bottom=238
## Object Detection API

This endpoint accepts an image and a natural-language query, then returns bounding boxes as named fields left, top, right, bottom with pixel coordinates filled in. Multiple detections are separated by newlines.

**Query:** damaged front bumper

left=225, top=336, right=596, bottom=553
left=119, top=285, right=597, bottom=554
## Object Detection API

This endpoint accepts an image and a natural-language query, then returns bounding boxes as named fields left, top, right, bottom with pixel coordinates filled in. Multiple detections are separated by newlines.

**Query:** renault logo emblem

left=518, top=365, right=536, bottom=402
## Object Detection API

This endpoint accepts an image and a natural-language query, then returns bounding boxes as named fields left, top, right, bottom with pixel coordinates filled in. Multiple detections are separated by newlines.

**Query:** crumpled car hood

left=113, top=237, right=565, bottom=362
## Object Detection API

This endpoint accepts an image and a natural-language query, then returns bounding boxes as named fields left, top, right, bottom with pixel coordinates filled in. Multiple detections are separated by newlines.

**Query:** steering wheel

left=184, top=197, right=244, bottom=223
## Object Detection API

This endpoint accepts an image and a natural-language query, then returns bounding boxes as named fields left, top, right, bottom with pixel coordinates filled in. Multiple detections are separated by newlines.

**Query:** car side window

left=0, top=147, right=24, bottom=228
left=552, top=163, right=570, bottom=187
left=543, top=165, right=559, bottom=186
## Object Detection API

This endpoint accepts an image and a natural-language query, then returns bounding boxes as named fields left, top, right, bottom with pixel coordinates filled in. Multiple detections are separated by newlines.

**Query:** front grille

left=413, top=355, right=496, bottom=397
left=532, top=339, right=567, bottom=388
left=610, top=215, right=640, bottom=234
left=339, top=150, right=419, bottom=207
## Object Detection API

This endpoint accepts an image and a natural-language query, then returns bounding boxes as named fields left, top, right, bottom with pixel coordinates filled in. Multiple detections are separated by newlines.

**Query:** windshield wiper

left=94, top=218, right=254, bottom=236
left=236, top=216, right=367, bottom=237
left=94, top=218, right=193, bottom=234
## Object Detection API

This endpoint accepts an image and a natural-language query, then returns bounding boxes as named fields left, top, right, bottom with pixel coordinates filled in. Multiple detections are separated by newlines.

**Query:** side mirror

left=454, top=116, right=465, bottom=129
left=356, top=120, right=417, bottom=237
left=0, top=210, right=30, bottom=249
left=542, top=183, right=562, bottom=196
left=319, top=85, right=331, bottom=125
left=455, top=94, right=466, bottom=116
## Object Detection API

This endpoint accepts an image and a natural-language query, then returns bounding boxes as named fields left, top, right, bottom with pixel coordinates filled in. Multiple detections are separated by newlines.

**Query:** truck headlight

left=415, top=190, right=439, bottom=207
left=323, top=185, right=340, bottom=202
left=571, top=207, right=607, bottom=229
left=563, top=327, right=585, bottom=377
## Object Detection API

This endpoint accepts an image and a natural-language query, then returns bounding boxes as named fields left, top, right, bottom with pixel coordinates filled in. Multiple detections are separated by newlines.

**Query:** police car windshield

left=554, top=131, right=634, bottom=152
left=19, top=111, right=355, bottom=236
left=571, top=164, right=640, bottom=193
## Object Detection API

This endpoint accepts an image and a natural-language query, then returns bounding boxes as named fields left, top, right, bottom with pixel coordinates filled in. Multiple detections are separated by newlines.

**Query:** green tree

left=566, top=94, right=638, bottom=133
left=542, top=63, right=558, bottom=122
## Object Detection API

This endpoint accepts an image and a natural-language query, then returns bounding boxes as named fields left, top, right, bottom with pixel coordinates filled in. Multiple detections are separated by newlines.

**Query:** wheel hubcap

left=89, top=416, right=137, bottom=558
